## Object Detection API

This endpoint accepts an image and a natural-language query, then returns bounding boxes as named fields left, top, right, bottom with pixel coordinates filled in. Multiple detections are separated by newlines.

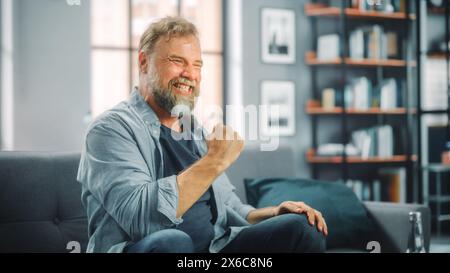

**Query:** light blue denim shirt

left=77, top=87, right=255, bottom=253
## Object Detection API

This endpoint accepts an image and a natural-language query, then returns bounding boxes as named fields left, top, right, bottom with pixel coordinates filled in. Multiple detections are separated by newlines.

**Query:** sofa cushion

left=245, top=178, right=377, bottom=250
left=0, top=152, right=88, bottom=253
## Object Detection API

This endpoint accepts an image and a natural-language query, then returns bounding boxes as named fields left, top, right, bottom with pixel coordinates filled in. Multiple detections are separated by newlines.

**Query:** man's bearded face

left=144, top=35, right=202, bottom=115
left=146, top=62, right=200, bottom=114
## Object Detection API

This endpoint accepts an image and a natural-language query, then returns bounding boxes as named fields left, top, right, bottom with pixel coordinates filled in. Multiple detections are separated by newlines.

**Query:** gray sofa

left=0, top=152, right=88, bottom=253
left=228, top=145, right=431, bottom=253
left=0, top=147, right=431, bottom=253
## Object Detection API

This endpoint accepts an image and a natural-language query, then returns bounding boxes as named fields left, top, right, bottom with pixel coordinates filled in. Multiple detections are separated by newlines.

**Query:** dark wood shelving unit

left=305, top=51, right=415, bottom=67
left=427, top=51, right=448, bottom=59
left=306, top=100, right=414, bottom=115
left=305, top=0, right=419, bottom=203
left=305, top=3, right=416, bottom=20
left=420, top=1, right=450, bottom=227
left=307, top=149, right=418, bottom=164
left=428, top=7, right=445, bottom=15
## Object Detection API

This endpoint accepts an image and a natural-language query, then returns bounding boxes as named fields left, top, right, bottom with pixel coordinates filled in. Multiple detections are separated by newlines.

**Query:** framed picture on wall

left=260, top=81, right=295, bottom=136
left=261, top=8, right=296, bottom=64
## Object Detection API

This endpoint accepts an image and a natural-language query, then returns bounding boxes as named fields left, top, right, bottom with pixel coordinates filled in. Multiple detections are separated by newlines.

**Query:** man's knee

left=152, top=229, right=194, bottom=253
left=131, top=229, right=194, bottom=253
left=277, top=213, right=326, bottom=253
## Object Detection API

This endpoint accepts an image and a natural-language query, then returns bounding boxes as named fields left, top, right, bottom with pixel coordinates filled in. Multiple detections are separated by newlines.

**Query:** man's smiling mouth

left=172, top=81, right=194, bottom=95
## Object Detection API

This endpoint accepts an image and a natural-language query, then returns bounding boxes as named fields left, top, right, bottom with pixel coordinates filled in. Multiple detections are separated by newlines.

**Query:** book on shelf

left=379, top=78, right=398, bottom=110
left=351, top=0, right=406, bottom=13
left=379, top=167, right=406, bottom=203
left=344, top=177, right=402, bottom=202
left=369, top=25, right=383, bottom=59
left=386, top=31, right=399, bottom=58
left=349, top=29, right=365, bottom=59
left=321, top=88, right=336, bottom=109
left=367, top=127, right=377, bottom=158
left=317, top=34, right=340, bottom=61
left=343, top=77, right=402, bottom=110
left=316, top=143, right=359, bottom=157
left=394, top=0, right=407, bottom=12
left=376, top=125, right=394, bottom=158
left=372, top=179, right=381, bottom=201
left=345, top=180, right=362, bottom=200
left=378, top=78, right=404, bottom=109
left=344, top=180, right=373, bottom=201
left=315, top=125, right=394, bottom=159
left=351, top=125, right=394, bottom=158
left=349, top=25, right=399, bottom=60
left=354, top=77, right=371, bottom=110
left=345, top=77, right=372, bottom=110
left=351, top=129, right=371, bottom=158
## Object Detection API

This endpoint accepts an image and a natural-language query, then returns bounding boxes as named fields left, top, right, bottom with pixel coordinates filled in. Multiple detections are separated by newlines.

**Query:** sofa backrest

left=0, top=146, right=294, bottom=252
left=0, top=152, right=87, bottom=253
left=226, top=145, right=296, bottom=203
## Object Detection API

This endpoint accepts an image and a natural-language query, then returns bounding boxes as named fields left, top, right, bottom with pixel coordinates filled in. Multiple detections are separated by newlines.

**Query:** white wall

left=226, top=0, right=312, bottom=178
left=3, top=0, right=90, bottom=151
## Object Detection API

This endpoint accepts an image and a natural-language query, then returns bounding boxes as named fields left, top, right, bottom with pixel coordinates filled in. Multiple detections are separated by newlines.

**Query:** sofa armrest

left=363, top=201, right=431, bottom=253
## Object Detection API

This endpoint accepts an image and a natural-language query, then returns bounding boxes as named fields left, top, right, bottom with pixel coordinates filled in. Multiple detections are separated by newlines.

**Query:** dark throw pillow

left=245, top=178, right=377, bottom=250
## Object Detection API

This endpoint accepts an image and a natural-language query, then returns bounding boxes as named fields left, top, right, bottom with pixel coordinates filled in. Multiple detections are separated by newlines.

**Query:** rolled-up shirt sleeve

left=78, top=120, right=182, bottom=241
left=196, top=128, right=255, bottom=221
left=217, top=173, right=255, bottom=220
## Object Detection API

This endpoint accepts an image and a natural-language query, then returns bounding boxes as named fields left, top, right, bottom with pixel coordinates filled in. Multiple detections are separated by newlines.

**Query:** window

left=91, top=0, right=223, bottom=123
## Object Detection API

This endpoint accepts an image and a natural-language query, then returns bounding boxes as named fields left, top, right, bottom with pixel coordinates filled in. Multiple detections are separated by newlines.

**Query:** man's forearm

left=246, top=206, right=277, bottom=224
left=176, top=153, right=225, bottom=218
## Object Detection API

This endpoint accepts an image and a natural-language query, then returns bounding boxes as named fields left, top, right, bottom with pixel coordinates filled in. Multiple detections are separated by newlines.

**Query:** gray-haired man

left=77, top=16, right=327, bottom=253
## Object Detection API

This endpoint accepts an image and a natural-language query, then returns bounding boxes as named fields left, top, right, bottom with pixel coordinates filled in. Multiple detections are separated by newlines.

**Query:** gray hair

left=138, top=16, right=199, bottom=57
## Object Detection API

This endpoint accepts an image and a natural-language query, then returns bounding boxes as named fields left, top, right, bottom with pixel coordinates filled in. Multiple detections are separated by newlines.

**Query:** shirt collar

left=129, top=86, right=161, bottom=128
left=129, top=87, right=206, bottom=142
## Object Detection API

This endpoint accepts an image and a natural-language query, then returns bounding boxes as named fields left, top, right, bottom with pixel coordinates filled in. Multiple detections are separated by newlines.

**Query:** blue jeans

left=124, top=229, right=195, bottom=253
left=220, top=214, right=326, bottom=253
left=125, top=213, right=326, bottom=253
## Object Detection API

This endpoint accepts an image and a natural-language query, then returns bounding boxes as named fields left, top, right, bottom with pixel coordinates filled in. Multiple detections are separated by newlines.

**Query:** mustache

left=169, top=77, right=197, bottom=88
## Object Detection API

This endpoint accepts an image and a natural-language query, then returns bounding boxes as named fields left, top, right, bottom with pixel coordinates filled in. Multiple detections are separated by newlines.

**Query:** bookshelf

left=418, top=0, right=450, bottom=232
left=304, top=3, right=416, bottom=20
left=427, top=52, right=447, bottom=59
left=428, top=6, right=445, bottom=15
left=306, top=99, right=413, bottom=115
left=305, top=0, right=419, bottom=203
left=307, top=148, right=418, bottom=164
left=305, top=51, right=414, bottom=67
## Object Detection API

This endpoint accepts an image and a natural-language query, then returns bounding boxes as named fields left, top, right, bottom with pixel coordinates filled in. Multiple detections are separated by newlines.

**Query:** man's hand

left=274, top=201, right=328, bottom=236
left=205, top=124, right=244, bottom=171
left=176, top=124, right=244, bottom=218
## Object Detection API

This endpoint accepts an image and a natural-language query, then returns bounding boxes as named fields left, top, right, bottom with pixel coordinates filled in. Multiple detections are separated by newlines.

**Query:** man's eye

left=171, top=58, right=183, bottom=64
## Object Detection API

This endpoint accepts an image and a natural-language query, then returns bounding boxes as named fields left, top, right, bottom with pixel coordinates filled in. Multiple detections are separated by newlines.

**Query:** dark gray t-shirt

left=159, top=125, right=216, bottom=253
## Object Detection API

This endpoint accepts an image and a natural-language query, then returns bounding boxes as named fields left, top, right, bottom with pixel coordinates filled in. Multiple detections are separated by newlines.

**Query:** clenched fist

left=205, top=124, right=245, bottom=171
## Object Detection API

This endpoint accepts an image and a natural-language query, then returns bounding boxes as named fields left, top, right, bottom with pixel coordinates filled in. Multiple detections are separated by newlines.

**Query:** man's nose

left=180, top=64, right=199, bottom=82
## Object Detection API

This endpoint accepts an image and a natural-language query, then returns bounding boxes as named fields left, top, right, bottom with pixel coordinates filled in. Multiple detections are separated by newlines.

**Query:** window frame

left=91, top=0, right=225, bottom=116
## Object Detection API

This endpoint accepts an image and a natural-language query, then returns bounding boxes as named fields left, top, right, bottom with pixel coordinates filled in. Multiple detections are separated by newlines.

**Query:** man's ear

left=138, top=51, right=148, bottom=74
